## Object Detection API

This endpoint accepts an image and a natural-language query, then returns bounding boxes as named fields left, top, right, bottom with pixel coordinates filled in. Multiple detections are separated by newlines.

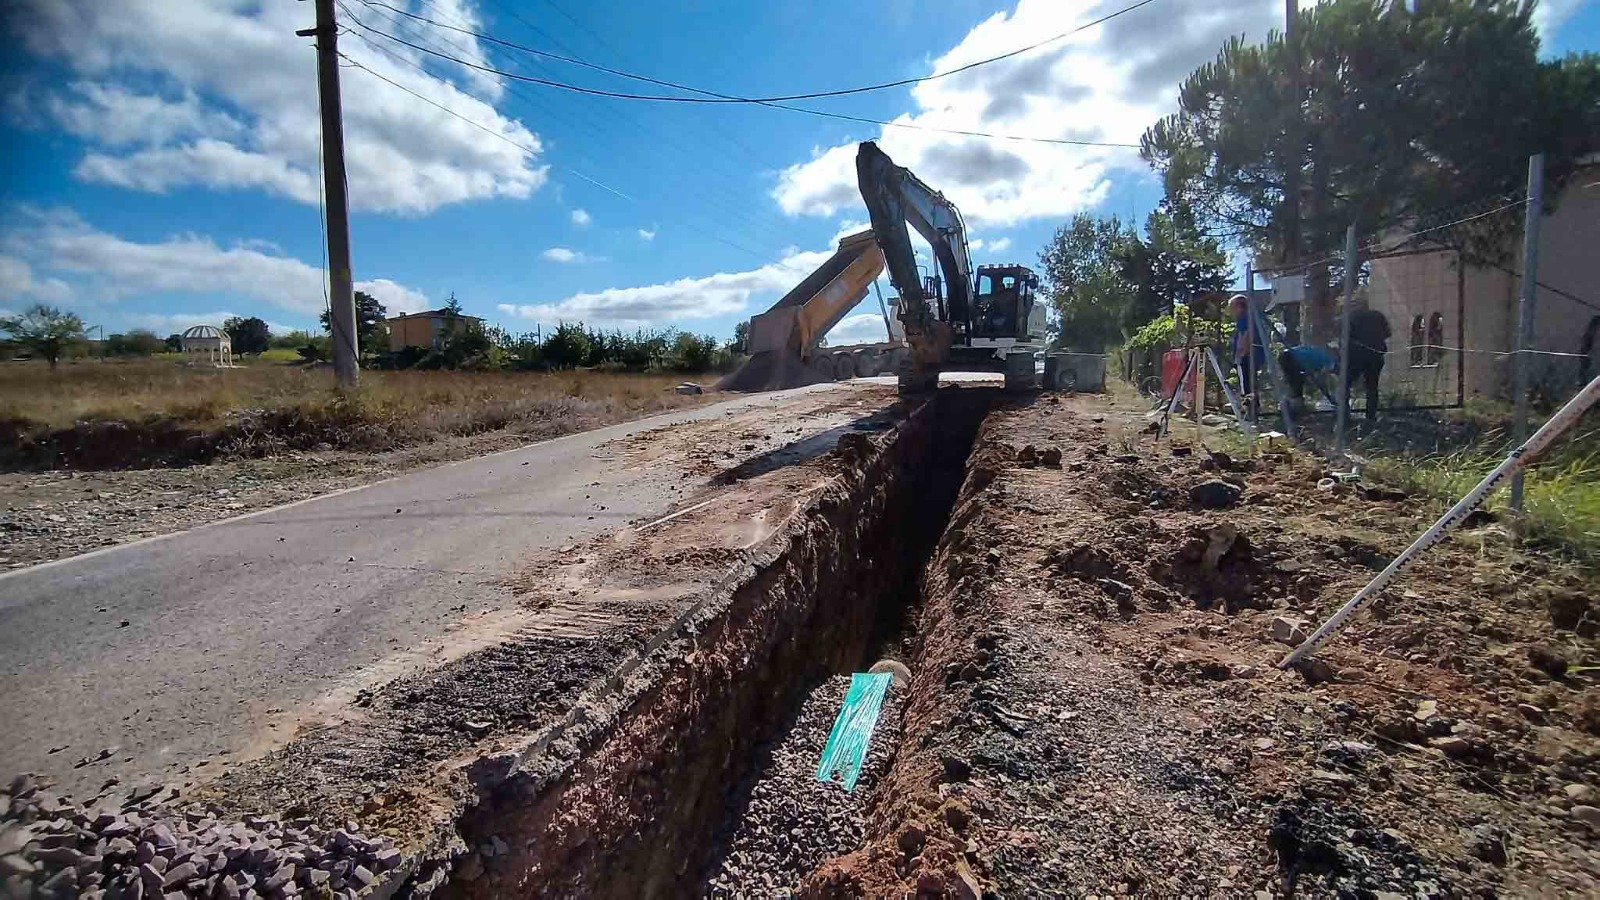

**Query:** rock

left=673, top=383, right=703, bottom=395
left=942, top=803, right=972, bottom=832
left=1468, top=824, right=1508, bottom=865
left=1270, top=616, right=1310, bottom=646
left=1039, top=448, right=1062, bottom=468
left=1429, top=736, right=1473, bottom=758
left=896, top=825, right=926, bottom=858
left=1413, top=699, right=1438, bottom=722
left=1571, top=806, right=1600, bottom=828
left=1528, top=645, right=1568, bottom=679
left=1562, top=784, right=1595, bottom=804
left=940, top=755, right=972, bottom=783
left=1517, top=703, right=1546, bottom=723
left=0, top=855, right=33, bottom=879
left=953, top=859, right=983, bottom=900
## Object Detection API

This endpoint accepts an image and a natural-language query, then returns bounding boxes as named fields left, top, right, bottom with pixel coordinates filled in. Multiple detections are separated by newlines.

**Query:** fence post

left=1335, top=223, right=1357, bottom=454
left=1510, top=153, right=1545, bottom=516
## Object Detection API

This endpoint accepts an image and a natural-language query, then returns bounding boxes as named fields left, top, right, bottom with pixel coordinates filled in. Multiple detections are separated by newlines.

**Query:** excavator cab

left=971, top=265, right=1038, bottom=341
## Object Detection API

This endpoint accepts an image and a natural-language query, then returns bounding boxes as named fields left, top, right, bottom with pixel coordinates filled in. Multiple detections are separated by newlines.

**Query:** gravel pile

left=702, top=675, right=903, bottom=898
left=2, top=774, right=403, bottom=899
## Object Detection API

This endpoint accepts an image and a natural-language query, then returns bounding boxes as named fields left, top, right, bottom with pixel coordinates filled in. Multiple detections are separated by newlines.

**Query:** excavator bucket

left=717, top=230, right=886, bottom=392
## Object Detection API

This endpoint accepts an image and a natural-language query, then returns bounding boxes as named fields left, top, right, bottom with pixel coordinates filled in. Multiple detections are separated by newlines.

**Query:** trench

left=438, top=387, right=993, bottom=900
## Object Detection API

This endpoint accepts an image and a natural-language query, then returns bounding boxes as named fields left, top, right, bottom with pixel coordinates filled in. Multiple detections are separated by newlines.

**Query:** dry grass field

left=0, top=358, right=713, bottom=470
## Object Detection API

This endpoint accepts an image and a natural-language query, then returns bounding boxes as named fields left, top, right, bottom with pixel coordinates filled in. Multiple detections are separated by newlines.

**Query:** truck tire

left=834, top=354, right=856, bottom=381
left=853, top=350, right=880, bottom=378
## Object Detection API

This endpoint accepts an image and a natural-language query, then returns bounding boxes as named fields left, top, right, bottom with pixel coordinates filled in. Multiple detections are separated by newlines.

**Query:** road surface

left=0, top=382, right=892, bottom=797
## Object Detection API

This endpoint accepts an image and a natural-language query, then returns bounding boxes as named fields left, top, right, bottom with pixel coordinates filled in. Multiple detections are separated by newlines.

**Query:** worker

left=1280, top=343, right=1338, bottom=412
left=1345, top=308, right=1391, bottom=421
left=1230, top=294, right=1267, bottom=414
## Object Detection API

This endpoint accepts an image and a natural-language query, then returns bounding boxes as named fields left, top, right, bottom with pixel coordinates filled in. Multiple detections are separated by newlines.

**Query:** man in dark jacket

left=1346, top=308, right=1390, bottom=420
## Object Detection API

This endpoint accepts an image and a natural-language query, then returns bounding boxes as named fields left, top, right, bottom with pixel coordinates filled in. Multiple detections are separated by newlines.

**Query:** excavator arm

left=857, top=141, right=966, bottom=344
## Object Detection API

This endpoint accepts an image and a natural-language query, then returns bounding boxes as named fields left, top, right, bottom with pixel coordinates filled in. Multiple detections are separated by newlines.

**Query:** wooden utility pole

left=1510, top=153, right=1545, bottom=515
left=299, top=0, right=359, bottom=388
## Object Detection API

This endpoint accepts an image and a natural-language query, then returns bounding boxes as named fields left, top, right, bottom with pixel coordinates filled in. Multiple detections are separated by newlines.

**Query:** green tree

left=1143, top=0, right=1600, bottom=340
left=318, top=291, right=388, bottom=358
left=1116, top=204, right=1232, bottom=333
left=1, top=304, right=85, bottom=368
left=541, top=323, right=593, bottom=368
left=105, top=329, right=165, bottom=356
left=730, top=320, right=750, bottom=354
left=164, top=333, right=183, bottom=353
left=223, top=316, right=271, bottom=354
left=1038, top=213, right=1138, bottom=352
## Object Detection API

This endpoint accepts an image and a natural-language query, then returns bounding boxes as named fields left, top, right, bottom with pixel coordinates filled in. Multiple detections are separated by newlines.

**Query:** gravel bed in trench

left=701, top=674, right=904, bottom=898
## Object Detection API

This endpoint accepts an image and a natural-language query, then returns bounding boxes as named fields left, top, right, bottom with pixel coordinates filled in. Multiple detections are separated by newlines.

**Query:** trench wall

left=440, top=387, right=990, bottom=899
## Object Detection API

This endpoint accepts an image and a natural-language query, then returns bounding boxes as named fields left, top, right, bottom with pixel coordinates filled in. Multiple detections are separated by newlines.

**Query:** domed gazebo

left=180, top=325, right=233, bottom=368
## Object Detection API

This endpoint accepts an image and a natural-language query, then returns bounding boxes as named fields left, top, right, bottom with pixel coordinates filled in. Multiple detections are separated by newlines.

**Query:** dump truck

left=716, top=229, right=907, bottom=391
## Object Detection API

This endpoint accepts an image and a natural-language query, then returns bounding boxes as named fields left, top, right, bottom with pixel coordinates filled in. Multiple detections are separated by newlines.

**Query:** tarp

left=814, top=671, right=892, bottom=792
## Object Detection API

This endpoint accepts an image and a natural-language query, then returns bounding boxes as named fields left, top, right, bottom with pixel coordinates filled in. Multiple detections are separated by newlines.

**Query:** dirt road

left=0, top=382, right=893, bottom=798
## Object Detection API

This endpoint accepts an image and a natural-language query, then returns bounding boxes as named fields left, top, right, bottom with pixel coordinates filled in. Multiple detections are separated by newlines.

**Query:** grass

left=0, top=357, right=713, bottom=469
left=1364, top=421, right=1600, bottom=563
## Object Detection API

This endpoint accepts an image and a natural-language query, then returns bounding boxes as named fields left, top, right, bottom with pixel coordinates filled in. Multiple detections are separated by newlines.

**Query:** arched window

left=1426, top=312, right=1445, bottom=365
left=1409, top=314, right=1426, bottom=367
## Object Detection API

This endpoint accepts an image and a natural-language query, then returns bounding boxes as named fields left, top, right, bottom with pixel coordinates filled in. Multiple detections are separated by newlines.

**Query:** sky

left=1, top=0, right=1594, bottom=347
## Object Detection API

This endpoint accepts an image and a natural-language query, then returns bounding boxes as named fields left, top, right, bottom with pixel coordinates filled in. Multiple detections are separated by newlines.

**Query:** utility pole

left=1282, top=0, right=1303, bottom=333
left=299, top=0, right=359, bottom=389
left=1510, top=153, right=1545, bottom=516
left=1334, top=223, right=1357, bottom=454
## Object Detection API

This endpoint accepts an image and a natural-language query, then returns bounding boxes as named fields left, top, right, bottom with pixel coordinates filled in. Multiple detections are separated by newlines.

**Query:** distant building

left=386, top=309, right=483, bottom=352
left=1359, top=158, right=1600, bottom=405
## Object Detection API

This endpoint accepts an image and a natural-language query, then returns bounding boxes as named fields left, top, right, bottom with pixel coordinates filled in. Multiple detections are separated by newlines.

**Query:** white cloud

left=968, top=237, right=1013, bottom=254
left=772, top=0, right=1291, bottom=227
left=500, top=245, right=838, bottom=329
left=570, top=208, right=592, bottom=227
left=0, top=253, right=74, bottom=304
left=541, top=247, right=597, bottom=264
left=637, top=227, right=657, bottom=241
left=1, top=208, right=428, bottom=319
left=16, top=0, right=546, bottom=214
left=825, top=312, right=890, bottom=347
left=1534, top=0, right=1585, bottom=37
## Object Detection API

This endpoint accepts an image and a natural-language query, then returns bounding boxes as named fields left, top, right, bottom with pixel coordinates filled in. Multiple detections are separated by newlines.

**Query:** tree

left=1038, top=214, right=1137, bottom=352
left=223, top=316, right=271, bottom=354
left=730, top=320, right=750, bottom=354
left=1, top=304, right=85, bottom=368
left=105, top=330, right=165, bottom=356
left=541, top=323, right=593, bottom=368
left=1143, top=0, right=1600, bottom=340
left=1117, top=204, right=1231, bottom=331
left=318, top=290, right=388, bottom=357
left=164, top=333, right=184, bottom=353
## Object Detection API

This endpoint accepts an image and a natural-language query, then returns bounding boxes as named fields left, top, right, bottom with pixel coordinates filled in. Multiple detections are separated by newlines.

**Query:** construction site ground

left=4, top=382, right=1598, bottom=899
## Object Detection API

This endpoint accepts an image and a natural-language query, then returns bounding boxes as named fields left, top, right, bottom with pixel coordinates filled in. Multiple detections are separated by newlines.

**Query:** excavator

left=720, top=141, right=1060, bottom=395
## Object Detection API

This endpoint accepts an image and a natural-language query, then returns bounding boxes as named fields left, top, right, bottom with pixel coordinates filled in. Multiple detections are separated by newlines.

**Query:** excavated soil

left=803, top=393, right=1600, bottom=898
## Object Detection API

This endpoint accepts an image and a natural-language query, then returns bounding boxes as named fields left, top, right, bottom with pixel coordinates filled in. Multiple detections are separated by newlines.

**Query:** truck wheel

left=854, top=351, right=880, bottom=378
left=834, top=355, right=856, bottom=381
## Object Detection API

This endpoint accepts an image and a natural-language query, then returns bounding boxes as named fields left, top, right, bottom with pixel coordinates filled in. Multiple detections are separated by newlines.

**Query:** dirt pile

left=803, top=395, right=1600, bottom=897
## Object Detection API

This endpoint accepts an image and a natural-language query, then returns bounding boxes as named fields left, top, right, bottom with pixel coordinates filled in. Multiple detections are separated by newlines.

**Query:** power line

left=340, top=24, right=782, bottom=261
left=345, top=4, right=1142, bottom=148
left=343, top=0, right=818, bottom=255
left=362, top=0, right=1159, bottom=105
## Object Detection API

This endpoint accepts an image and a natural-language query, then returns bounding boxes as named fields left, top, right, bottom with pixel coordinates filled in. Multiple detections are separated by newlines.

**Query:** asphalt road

left=0, top=382, right=876, bottom=797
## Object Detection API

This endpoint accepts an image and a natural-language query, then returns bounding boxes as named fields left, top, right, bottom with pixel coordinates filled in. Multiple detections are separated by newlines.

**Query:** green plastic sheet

left=814, top=672, right=892, bottom=792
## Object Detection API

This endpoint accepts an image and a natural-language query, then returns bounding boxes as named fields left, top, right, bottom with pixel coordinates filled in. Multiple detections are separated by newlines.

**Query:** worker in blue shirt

left=1280, top=343, right=1338, bottom=411
left=1230, top=294, right=1267, bottom=411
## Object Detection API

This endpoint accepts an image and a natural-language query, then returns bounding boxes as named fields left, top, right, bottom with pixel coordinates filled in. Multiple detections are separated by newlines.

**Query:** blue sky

left=1, top=0, right=1594, bottom=346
